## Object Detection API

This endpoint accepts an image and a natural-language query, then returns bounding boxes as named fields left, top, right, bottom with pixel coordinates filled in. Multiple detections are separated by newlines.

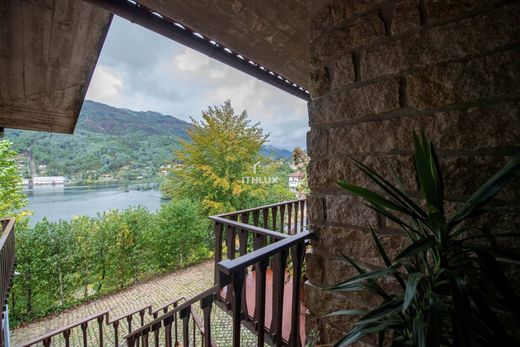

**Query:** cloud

left=86, top=16, right=309, bottom=150
left=86, top=65, right=123, bottom=103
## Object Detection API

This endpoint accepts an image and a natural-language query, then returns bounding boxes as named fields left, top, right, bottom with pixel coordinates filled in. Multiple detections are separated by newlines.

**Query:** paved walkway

left=12, top=261, right=257, bottom=346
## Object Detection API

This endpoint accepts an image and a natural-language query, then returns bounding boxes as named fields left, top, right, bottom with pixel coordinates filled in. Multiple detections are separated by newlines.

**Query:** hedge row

left=11, top=199, right=211, bottom=326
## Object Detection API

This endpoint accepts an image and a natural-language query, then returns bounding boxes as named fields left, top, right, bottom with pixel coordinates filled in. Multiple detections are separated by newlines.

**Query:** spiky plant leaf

left=403, top=273, right=426, bottom=311
left=450, top=153, right=520, bottom=227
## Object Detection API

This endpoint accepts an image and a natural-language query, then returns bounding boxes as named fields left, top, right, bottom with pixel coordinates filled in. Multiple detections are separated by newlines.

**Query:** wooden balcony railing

left=217, top=230, right=312, bottom=346
left=124, top=286, right=218, bottom=347
left=1, top=218, right=16, bottom=346
left=15, top=199, right=311, bottom=347
left=210, top=199, right=307, bottom=282
left=18, top=297, right=189, bottom=346
left=19, top=310, right=110, bottom=347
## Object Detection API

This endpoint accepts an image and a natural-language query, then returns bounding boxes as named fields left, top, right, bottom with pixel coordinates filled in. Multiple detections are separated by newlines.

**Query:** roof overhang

left=0, top=0, right=112, bottom=133
left=0, top=0, right=310, bottom=134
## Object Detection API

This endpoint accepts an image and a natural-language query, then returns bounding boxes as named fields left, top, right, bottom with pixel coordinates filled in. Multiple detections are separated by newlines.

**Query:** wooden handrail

left=217, top=230, right=312, bottom=279
left=149, top=296, right=185, bottom=317
left=0, top=217, right=16, bottom=314
left=126, top=285, right=219, bottom=338
left=212, top=198, right=306, bottom=218
left=209, top=215, right=288, bottom=240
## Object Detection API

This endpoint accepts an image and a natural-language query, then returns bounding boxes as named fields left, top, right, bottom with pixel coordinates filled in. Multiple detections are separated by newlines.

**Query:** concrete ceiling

left=0, top=0, right=112, bottom=133
left=0, top=0, right=309, bottom=134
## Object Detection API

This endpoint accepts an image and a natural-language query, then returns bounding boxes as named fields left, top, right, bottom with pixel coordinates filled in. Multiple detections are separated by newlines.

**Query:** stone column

left=305, top=0, right=520, bottom=344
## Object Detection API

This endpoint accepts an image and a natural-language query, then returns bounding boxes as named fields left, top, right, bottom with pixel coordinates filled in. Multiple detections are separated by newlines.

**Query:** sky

left=86, top=16, right=309, bottom=150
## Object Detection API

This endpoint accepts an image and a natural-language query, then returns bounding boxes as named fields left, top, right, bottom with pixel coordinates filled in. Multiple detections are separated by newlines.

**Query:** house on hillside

left=0, top=0, right=518, bottom=346
left=288, top=172, right=305, bottom=193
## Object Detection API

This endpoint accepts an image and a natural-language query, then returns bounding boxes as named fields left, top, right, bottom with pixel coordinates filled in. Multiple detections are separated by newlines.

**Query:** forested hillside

left=5, top=101, right=291, bottom=183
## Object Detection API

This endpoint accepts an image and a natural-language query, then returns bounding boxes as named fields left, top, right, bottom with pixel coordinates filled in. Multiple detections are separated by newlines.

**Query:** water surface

left=25, top=185, right=163, bottom=226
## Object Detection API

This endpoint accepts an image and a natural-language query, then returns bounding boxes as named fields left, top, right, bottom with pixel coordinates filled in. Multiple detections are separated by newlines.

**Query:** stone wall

left=305, top=0, right=520, bottom=344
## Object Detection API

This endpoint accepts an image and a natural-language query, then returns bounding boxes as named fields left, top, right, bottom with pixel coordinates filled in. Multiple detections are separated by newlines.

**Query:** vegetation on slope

left=5, top=100, right=291, bottom=183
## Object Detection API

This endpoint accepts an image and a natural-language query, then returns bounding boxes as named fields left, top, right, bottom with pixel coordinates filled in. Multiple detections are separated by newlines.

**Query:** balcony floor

left=220, top=268, right=307, bottom=345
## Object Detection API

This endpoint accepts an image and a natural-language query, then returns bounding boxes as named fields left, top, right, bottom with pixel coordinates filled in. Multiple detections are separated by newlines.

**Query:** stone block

left=308, top=78, right=400, bottom=124
left=310, top=66, right=331, bottom=97
left=307, top=194, right=326, bottom=224
left=307, top=128, right=329, bottom=158
left=391, top=0, right=421, bottom=35
left=361, top=4, right=520, bottom=79
left=407, top=49, right=520, bottom=109
left=310, top=3, right=333, bottom=42
left=308, top=155, right=416, bottom=191
left=439, top=155, right=519, bottom=200
left=327, top=102, right=520, bottom=155
left=325, top=195, right=378, bottom=226
left=304, top=281, right=369, bottom=331
left=426, top=0, right=499, bottom=22
left=330, top=53, right=356, bottom=90
left=315, top=226, right=409, bottom=266
left=310, top=12, right=385, bottom=67
left=306, top=251, right=325, bottom=284
left=331, top=0, right=383, bottom=26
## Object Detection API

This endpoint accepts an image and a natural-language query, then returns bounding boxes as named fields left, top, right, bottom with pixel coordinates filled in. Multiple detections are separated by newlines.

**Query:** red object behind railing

left=0, top=218, right=16, bottom=346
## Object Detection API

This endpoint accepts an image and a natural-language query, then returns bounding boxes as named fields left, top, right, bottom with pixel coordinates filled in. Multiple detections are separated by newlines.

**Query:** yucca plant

left=329, top=132, right=520, bottom=347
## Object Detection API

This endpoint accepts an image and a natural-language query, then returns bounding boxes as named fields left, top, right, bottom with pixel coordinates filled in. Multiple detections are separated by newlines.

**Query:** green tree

left=0, top=139, right=28, bottom=219
left=162, top=100, right=290, bottom=214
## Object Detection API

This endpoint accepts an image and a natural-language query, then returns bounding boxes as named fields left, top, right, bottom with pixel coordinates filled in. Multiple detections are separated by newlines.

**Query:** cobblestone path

left=11, top=261, right=257, bottom=346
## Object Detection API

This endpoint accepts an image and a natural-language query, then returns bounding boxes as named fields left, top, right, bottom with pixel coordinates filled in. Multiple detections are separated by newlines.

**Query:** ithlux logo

left=242, top=161, right=279, bottom=184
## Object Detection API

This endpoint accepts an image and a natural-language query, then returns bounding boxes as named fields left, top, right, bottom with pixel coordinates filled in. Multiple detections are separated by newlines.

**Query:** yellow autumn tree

left=161, top=100, right=291, bottom=214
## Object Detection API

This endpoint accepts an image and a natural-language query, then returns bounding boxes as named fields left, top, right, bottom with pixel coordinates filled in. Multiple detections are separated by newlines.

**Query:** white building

left=32, top=176, right=65, bottom=185
left=288, top=172, right=305, bottom=192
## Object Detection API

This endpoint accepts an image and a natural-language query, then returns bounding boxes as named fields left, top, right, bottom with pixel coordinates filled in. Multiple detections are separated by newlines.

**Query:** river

left=24, top=184, right=165, bottom=226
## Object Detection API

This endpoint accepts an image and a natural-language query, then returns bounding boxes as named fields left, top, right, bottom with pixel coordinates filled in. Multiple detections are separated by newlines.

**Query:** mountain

left=77, top=101, right=192, bottom=138
left=6, top=100, right=291, bottom=183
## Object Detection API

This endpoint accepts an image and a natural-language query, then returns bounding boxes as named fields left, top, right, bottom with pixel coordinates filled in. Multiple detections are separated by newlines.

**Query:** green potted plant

left=328, top=132, right=520, bottom=346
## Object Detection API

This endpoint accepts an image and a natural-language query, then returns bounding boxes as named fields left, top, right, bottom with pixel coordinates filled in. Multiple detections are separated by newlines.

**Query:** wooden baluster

left=239, top=213, right=249, bottom=257
left=289, top=242, right=305, bottom=346
left=140, top=309, right=146, bottom=326
left=43, top=337, right=51, bottom=347
left=180, top=306, right=191, bottom=347
left=81, top=322, right=88, bottom=346
left=164, top=315, right=174, bottom=347
left=142, top=328, right=150, bottom=347
left=174, top=301, right=179, bottom=347
left=262, top=209, right=269, bottom=229
left=127, top=315, right=133, bottom=334
left=271, top=206, right=278, bottom=233
left=300, top=200, right=306, bottom=230
left=270, top=206, right=278, bottom=248
left=231, top=269, right=245, bottom=347
left=279, top=204, right=286, bottom=234
left=201, top=295, right=213, bottom=347
left=113, top=321, right=120, bottom=347
left=97, top=315, right=104, bottom=346
left=152, top=321, right=161, bottom=347
left=252, top=210, right=260, bottom=227
left=192, top=316, right=196, bottom=346
left=239, top=213, right=249, bottom=319
left=63, top=329, right=71, bottom=347
left=214, top=222, right=223, bottom=283
left=287, top=204, right=292, bottom=235
left=226, top=218, right=237, bottom=304
left=254, top=259, right=268, bottom=347
left=127, top=335, right=136, bottom=347
left=270, top=250, right=288, bottom=346
left=294, top=201, right=299, bottom=234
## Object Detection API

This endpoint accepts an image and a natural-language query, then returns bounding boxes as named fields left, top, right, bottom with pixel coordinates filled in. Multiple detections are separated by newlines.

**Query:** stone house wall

left=305, top=0, right=519, bottom=344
